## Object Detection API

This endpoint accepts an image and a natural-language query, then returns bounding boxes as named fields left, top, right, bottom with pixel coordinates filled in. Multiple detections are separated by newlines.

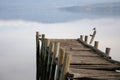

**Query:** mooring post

left=46, top=41, right=55, bottom=80
left=94, top=41, right=99, bottom=49
left=80, top=35, right=83, bottom=41
left=60, top=53, right=71, bottom=80
left=49, top=42, right=60, bottom=80
left=55, top=48, right=65, bottom=80
left=84, top=35, right=88, bottom=43
left=43, top=39, right=50, bottom=80
left=49, top=42, right=55, bottom=80
left=40, top=34, right=46, bottom=80
left=41, top=34, right=45, bottom=59
left=54, top=42, right=60, bottom=80
left=36, top=32, right=40, bottom=80
left=54, top=42, right=60, bottom=60
left=46, top=39, right=50, bottom=48
left=105, top=48, right=111, bottom=56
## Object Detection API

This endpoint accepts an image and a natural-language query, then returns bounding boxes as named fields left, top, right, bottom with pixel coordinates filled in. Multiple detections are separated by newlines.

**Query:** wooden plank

left=72, top=77, right=120, bottom=80
left=69, top=68, right=120, bottom=79
left=67, top=51, right=99, bottom=57
left=50, top=39, right=120, bottom=80
left=70, top=64, right=120, bottom=70
left=50, top=39, right=84, bottom=48
left=70, top=56, right=111, bottom=65
left=77, top=39, right=120, bottom=64
left=69, top=47, right=91, bottom=51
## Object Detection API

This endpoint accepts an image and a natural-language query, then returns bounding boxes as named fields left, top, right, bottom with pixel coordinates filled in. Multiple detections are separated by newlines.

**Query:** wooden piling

left=46, top=39, right=50, bottom=47
left=60, top=53, right=71, bottom=80
left=84, top=35, right=88, bottom=43
left=94, top=41, right=99, bottom=49
left=105, top=48, right=111, bottom=56
left=43, top=39, right=50, bottom=80
left=49, top=42, right=60, bottom=80
left=42, top=34, right=45, bottom=39
left=80, top=35, right=83, bottom=41
left=36, top=32, right=40, bottom=80
left=59, top=48, right=65, bottom=67
left=89, top=30, right=96, bottom=44
left=40, top=34, right=45, bottom=80
left=49, top=42, right=55, bottom=80
left=54, top=42, right=60, bottom=60
left=35, top=32, right=120, bottom=80
left=54, top=42, right=60, bottom=80
left=46, top=42, right=54, bottom=80
left=55, top=48, right=65, bottom=80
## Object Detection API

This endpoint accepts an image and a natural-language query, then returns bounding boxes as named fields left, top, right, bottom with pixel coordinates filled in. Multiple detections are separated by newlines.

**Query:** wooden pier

left=36, top=32, right=120, bottom=80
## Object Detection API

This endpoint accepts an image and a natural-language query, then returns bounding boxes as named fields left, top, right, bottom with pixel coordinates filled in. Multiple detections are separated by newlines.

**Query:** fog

left=0, top=18, right=120, bottom=80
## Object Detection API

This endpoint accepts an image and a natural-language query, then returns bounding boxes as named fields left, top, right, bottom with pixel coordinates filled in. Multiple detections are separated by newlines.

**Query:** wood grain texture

left=50, top=39, right=120, bottom=80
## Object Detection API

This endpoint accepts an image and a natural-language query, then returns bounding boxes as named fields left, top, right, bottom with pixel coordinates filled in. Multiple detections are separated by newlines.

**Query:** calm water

left=0, top=0, right=120, bottom=80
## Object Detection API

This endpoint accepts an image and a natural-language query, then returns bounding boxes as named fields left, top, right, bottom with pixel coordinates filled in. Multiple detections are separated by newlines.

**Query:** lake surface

left=0, top=0, right=120, bottom=80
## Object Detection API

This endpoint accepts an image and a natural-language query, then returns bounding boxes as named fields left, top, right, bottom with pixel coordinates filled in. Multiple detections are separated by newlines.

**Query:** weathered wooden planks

left=69, top=68, right=120, bottom=80
left=36, top=32, right=120, bottom=80
left=70, top=56, right=112, bottom=65
left=70, top=64, right=120, bottom=70
left=50, top=39, right=120, bottom=80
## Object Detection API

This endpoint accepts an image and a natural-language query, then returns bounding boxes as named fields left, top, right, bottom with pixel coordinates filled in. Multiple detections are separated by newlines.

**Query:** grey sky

left=0, top=0, right=120, bottom=23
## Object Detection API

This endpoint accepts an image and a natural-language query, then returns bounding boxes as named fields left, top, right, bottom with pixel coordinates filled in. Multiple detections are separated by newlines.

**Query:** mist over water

left=0, top=0, right=120, bottom=80
left=0, top=19, right=120, bottom=80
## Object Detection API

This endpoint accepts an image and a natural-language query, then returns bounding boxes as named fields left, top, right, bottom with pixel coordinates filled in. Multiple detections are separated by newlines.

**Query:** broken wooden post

left=84, top=35, right=88, bottom=43
left=60, top=53, right=71, bottom=80
left=89, top=29, right=96, bottom=44
left=105, top=48, right=111, bottom=56
left=80, top=35, right=83, bottom=41
left=94, top=41, right=99, bottom=49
